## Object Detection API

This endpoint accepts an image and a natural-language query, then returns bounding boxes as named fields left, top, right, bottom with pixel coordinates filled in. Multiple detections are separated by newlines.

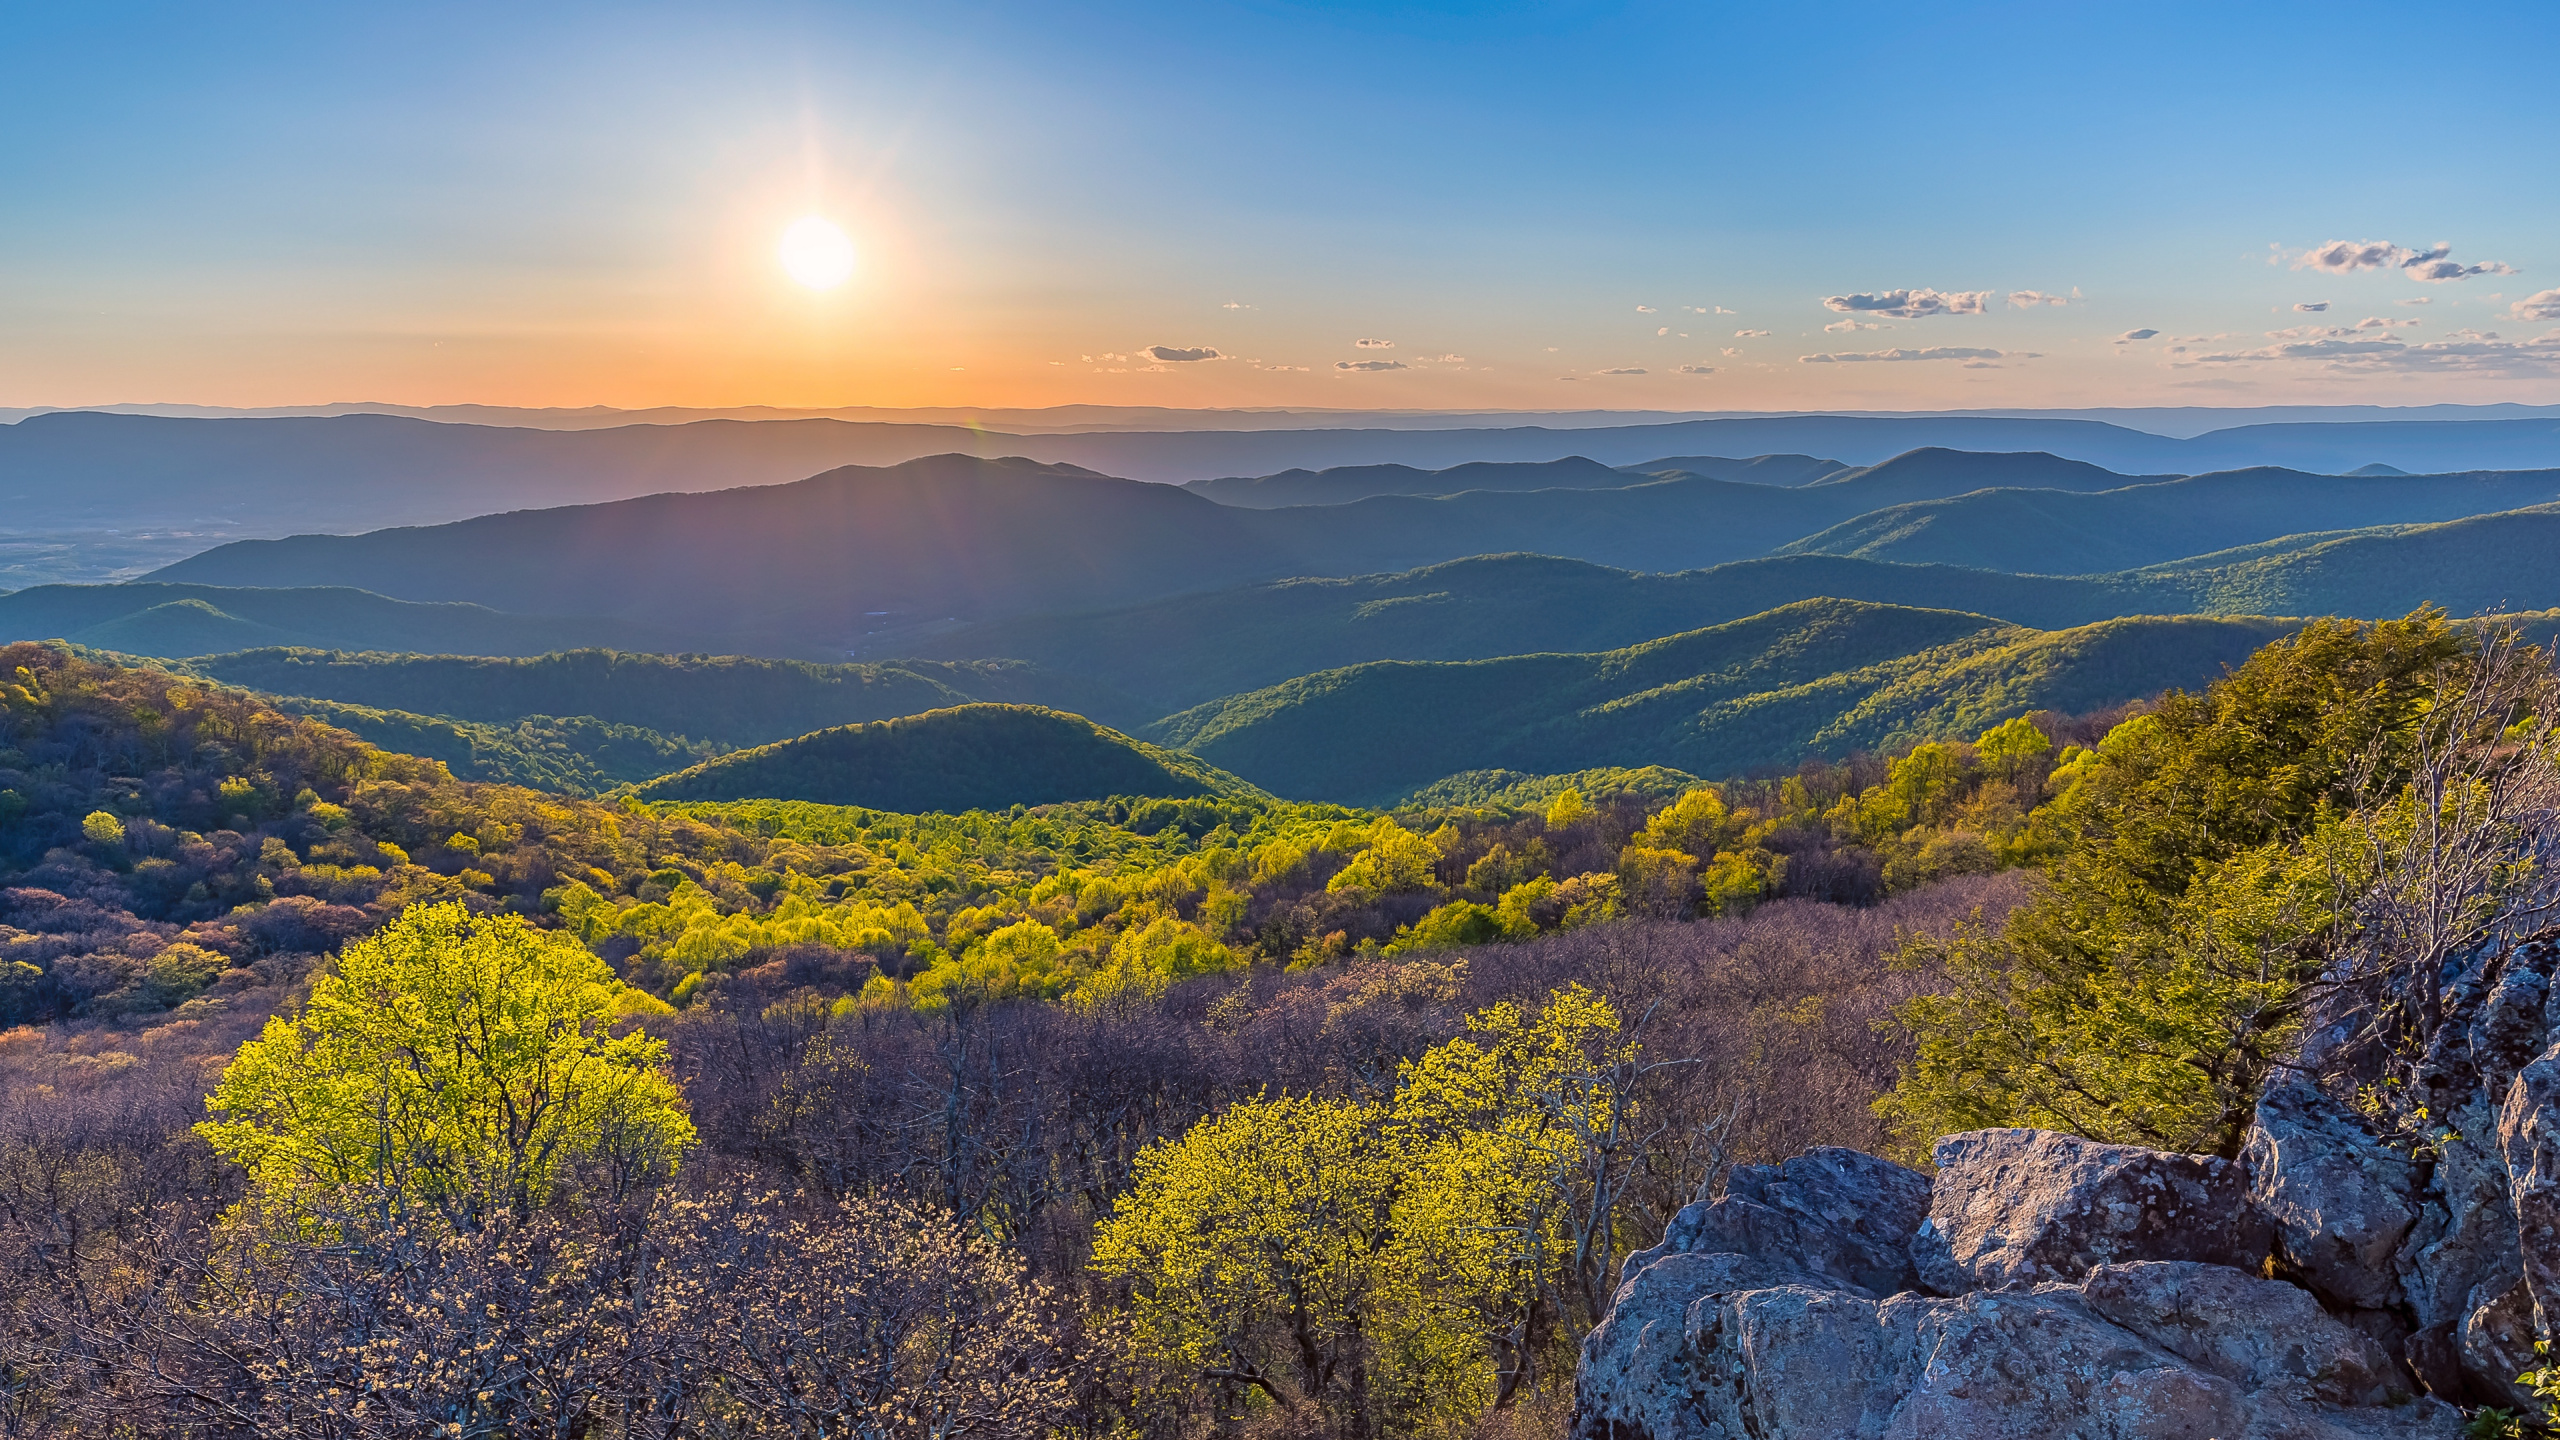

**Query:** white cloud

left=1716, top=305, right=1737, bottom=314
left=2352, top=316, right=2420, bottom=330
left=2398, top=297, right=2433, bottom=307
left=1143, top=345, right=1222, bottom=362
left=1635, top=305, right=1656, bottom=313
left=2510, top=289, right=2560, bottom=322
left=1594, top=367, right=1647, bottom=375
left=1824, top=319, right=1890, bottom=333
left=2172, top=325, right=2560, bottom=373
left=1335, top=359, right=1407, bottom=372
left=2295, top=239, right=2517, bottom=283
left=1657, top=326, right=1669, bottom=336
left=1734, top=328, right=1771, bottom=338
left=1720, top=347, right=1743, bottom=357
left=1415, top=353, right=1466, bottom=363
left=1821, top=288, right=1991, bottom=319
left=1355, top=338, right=1394, bottom=349
left=1799, top=346, right=2018, bottom=364
left=1674, top=364, right=1716, bottom=375
left=2114, top=328, right=2160, bottom=343
left=2008, top=290, right=2074, bottom=308
left=1221, top=301, right=1254, bottom=310
left=2294, top=302, right=2330, bottom=313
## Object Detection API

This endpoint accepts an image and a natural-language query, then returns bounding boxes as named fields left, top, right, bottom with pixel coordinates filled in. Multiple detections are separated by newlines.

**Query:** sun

left=778, top=215, right=857, bottom=290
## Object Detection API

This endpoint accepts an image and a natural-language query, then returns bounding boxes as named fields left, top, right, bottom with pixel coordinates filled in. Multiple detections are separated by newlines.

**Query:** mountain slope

left=1146, top=599, right=2296, bottom=803
left=1180, top=455, right=1639, bottom=508
left=909, top=553, right=2133, bottom=710
left=149, top=454, right=1286, bottom=644
left=0, top=582, right=690, bottom=657
left=265, top=698, right=722, bottom=796
left=631, top=704, right=1265, bottom=811
left=1778, top=466, right=2560, bottom=572
left=183, top=647, right=1152, bottom=743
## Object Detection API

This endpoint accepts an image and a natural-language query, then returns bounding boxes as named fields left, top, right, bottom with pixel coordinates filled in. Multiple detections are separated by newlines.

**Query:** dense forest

left=12, top=605, right=2539, bottom=1435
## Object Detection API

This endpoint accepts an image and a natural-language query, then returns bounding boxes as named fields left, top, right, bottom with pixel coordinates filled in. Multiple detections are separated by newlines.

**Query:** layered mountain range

left=6, top=408, right=2556, bottom=805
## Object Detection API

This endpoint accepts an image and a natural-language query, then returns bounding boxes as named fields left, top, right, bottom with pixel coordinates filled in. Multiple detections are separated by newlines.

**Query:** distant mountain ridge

left=145, top=449, right=2154, bottom=647
left=1777, top=466, right=2560, bottom=572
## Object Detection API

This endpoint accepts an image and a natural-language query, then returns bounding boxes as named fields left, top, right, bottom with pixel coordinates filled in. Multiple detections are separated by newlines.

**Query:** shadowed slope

left=631, top=704, right=1266, bottom=811
left=1146, top=600, right=2296, bottom=803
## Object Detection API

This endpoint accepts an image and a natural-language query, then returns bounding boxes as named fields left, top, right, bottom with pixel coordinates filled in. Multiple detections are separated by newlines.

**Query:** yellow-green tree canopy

left=198, top=901, right=693, bottom=1228
left=1882, top=611, right=2477, bottom=1158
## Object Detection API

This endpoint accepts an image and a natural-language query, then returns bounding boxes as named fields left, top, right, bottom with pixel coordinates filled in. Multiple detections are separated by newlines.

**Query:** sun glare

left=778, top=215, right=857, bottom=290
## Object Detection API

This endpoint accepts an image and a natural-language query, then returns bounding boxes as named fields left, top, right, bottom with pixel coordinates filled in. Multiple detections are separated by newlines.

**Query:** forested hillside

left=183, top=645, right=1149, bottom=738
left=9, top=612, right=2527, bottom=1435
left=0, top=582, right=690, bottom=656
left=629, top=704, right=1264, bottom=811
left=1779, top=464, right=2560, bottom=571
left=1152, top=600, right=2293, bottom=801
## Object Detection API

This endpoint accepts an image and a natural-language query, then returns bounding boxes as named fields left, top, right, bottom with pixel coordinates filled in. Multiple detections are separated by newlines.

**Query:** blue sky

left=5, top=0, right=2555, bottom=410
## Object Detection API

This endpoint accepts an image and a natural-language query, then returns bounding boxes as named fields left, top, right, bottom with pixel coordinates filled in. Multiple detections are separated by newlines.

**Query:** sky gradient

left=7, top=0, right=2557, bottom=412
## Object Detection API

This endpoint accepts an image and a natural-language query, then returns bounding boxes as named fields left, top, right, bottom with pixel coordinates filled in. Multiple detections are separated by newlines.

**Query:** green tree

left=198, top=901, right=694, bottom=1227
left=1092, top=1092, right=1401, bottom=1426
left=1881, top=612, right=2471, bottom=1157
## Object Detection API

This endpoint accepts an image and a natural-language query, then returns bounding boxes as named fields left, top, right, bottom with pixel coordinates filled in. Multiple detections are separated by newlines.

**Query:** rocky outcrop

left=1575, top=1130, right=2459, bottom=1439
left=1914, top=1128, right=2272, bottom=1294
left=1573, top=932, right=2560, bottom=1436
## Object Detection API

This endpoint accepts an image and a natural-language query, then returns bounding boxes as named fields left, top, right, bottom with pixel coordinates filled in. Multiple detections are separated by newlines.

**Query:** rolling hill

left=0, top=582, right=691, bottom=657
left=1779, top=466, right=2560, bottom=572
left=630, top=704, right=1266, bottom=811
left=182, top=647, right=1152, bottom=742
left=908, top=553, right=2137, bottom=710
left=149, top=454, right=1286, bottom=646
left=139, top=449, right=2160, bottom=645
left=268, top=698, right=723, bottom=796
left=1144, top=599, right=2298, bottom=803
left=1180, top=455, right=1642, bottom=508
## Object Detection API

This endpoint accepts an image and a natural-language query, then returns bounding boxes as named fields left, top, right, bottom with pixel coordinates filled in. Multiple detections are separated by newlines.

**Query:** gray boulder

left=1580, top=1269, right=2457, bottom=1440
left=1914, top=1128, right=2274, bottom=1294
left=2245, top=1072, right=2420, bottom=1311
left=1628, top=1146, right=1931, bottom=1297
left=2500, top=1039, right=2560, bottom=1340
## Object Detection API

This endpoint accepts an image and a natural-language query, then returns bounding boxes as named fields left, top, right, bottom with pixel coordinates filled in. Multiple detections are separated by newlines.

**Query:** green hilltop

left=1148, top=599, right=2297, bottom=803
left=630, top=703, right=1269, bottom=812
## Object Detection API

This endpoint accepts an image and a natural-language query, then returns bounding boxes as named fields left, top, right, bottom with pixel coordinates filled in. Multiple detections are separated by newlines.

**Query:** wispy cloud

left=1821, top=288, right=1991, bottom=319
left=2173, top=326, right=2560, bottom=373
left=2114, top=329, right=2160, bottom=343
left=1594, top=367, right=1647, bottom=375
left=1674, top=364, right=1715, bottom=375
left=1220, top=301, right=1254, bottom=310
left=1335, top=359, right=1407, bottom=372
left=1823, top=319, right=1890, bottom=333
left=2295, top=239, right=2517, bottom=283
left=1634, top=305, right=1656, bottom=313
left=2397, top=297, right=2433, bottom=307
left=1719, top=347, right=1743, bottom=357
left=1734, top=328, right=1770, bottom=338
left=1415, top=353, right=1467, bottom=363
left=1656, top=326, right=1670, bottom=336
left=2007, top=289, right=2075, bottom=308
left=1715, top=305, right=1737, bottom=315
left=1143, top=345, right=1222, bottom=362
left=2353, top=316, right=2420, bottom=330
left=2293, top=302, right=2329, bottom=313
left=2511, top=289, right=2560, bottom=322
left=1355, top=338, right=1394, bottom=349
left=1799, top=346, right=2017, bottom=364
